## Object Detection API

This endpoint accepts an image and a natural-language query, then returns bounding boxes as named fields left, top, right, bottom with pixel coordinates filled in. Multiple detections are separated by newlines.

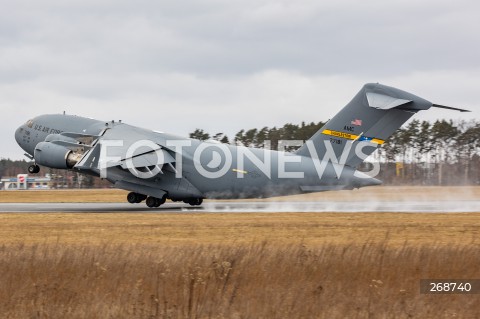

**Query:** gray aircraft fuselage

left=15, top=114, right=377, bottom=201
left=15, top=83, right=467, bottom=207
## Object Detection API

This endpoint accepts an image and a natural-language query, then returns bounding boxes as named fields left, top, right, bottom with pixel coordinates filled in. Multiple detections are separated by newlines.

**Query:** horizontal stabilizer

left=432, top=104, right=471, bottom=112
left=366, top=92, right=411, bottom=110
left=296, top=83, right=436, bottom=167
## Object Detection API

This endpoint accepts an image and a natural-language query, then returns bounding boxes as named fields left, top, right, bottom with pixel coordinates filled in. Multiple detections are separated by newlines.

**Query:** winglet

left=432, top=104, right=471, bottom=113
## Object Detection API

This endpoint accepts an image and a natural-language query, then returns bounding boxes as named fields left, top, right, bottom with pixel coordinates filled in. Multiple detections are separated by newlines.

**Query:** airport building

left=0, top=174, right=52, bottom=190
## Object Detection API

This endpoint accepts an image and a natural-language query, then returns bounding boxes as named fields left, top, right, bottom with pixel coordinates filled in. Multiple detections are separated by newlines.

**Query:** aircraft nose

left=15, top=124, right=31, bottom=155
left=15, top=126, right=23, bottom=146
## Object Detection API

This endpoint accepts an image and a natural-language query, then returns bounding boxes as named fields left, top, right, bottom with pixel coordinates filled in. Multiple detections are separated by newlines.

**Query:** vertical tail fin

left=295, top=83, right=434, bottom=167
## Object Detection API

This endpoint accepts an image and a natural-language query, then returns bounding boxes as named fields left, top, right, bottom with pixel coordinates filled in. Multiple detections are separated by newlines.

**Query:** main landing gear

left=127, top=192, right=166, bottom=208
left=126, top=192, right=204, bottom=208
left=184, top=198, right=203, bottom=206
left=146, top=196, right=166, bottom=208
left=28, top=164, right=40, bottom=174
left=127, top=192, right=147, bottom=204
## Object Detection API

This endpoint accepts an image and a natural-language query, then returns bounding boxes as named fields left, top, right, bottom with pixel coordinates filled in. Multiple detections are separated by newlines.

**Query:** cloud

left=3, top=0, right=480, bottom=77
left=0, top=0, right=479, bottom=159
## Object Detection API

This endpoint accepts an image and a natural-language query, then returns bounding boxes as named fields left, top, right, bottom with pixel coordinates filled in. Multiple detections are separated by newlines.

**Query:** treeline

left=0, top=159, right=109, bottom=189
left=378, top=119, right=480, bottom=185
left=190, top=119, right=480, bottom=185
left=0, top=159, right=30, bottom=178
left=190, top=121, right=326, bottom=150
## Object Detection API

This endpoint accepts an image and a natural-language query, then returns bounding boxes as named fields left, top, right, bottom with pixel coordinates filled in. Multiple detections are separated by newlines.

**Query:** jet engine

left=44, top=133, right=79, bottom=144
left=34, top=142, right=82, bottom=169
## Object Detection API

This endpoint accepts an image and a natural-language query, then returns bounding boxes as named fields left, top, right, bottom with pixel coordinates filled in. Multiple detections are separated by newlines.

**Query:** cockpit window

left=26, top=120, right=33, bottom=128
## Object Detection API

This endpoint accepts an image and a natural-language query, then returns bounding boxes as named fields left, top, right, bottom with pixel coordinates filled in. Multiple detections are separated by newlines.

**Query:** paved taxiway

left=0, top=200, right=479, bottom=213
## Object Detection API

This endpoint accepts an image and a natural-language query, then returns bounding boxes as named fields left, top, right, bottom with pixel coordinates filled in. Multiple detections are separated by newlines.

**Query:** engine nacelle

left=34, top=142, right=82, bottom=169
left=44, top=134, right=78, bottom=144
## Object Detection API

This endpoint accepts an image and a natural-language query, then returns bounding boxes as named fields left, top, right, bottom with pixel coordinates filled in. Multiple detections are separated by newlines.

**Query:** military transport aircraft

left=15, top=83, right=468, bottom=207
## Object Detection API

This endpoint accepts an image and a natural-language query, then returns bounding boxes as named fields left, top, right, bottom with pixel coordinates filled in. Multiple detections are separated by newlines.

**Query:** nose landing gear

left=28, top=164, right=40, bottom=174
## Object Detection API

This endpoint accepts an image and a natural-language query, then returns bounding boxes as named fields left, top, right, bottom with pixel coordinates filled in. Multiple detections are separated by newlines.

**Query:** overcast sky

left=1, top=0, right=479, bottom=159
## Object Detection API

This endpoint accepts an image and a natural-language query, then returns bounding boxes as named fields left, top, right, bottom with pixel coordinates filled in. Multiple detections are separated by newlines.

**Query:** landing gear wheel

left=127, top=192, right=138, bottom=204
left=28, top=164, right=40, bottom=174
left=127, top=193, right=147, bottom=204
left=157, top=195, right=166, bottom=206
left=146, top=196, right=166, bottom=208
left=146, top=197, right=157, bottom=208
left=136, top=194, right=147, bottom=203
left=188, top=198, right=203, bottom=206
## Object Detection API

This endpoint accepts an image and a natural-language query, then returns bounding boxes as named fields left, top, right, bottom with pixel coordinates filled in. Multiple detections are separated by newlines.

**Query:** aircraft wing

left=72, top=124, right=204, bottom=199
left=75, top=124, right=176, bottom=173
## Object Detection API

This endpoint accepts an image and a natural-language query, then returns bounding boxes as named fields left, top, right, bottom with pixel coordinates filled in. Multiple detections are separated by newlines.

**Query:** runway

left=0, top=200, right=479, bottom=213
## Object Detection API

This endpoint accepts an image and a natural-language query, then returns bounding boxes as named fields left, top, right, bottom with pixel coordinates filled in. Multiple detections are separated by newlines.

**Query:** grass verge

left=0, top=186, right=479, bottom=203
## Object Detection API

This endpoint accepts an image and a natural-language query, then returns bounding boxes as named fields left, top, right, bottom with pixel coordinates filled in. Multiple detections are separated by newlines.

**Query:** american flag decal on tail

left=351, top=119, right=362, bottom=126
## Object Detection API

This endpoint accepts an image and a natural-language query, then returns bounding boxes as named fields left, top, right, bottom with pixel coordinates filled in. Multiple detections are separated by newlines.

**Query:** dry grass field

left=0, top=188, right=127, bottom=203
left=0, top=212, right=479, bottom=247
left=0, top=187, right=479, bottom=318
left=1, top=241, right=479, bottom=318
